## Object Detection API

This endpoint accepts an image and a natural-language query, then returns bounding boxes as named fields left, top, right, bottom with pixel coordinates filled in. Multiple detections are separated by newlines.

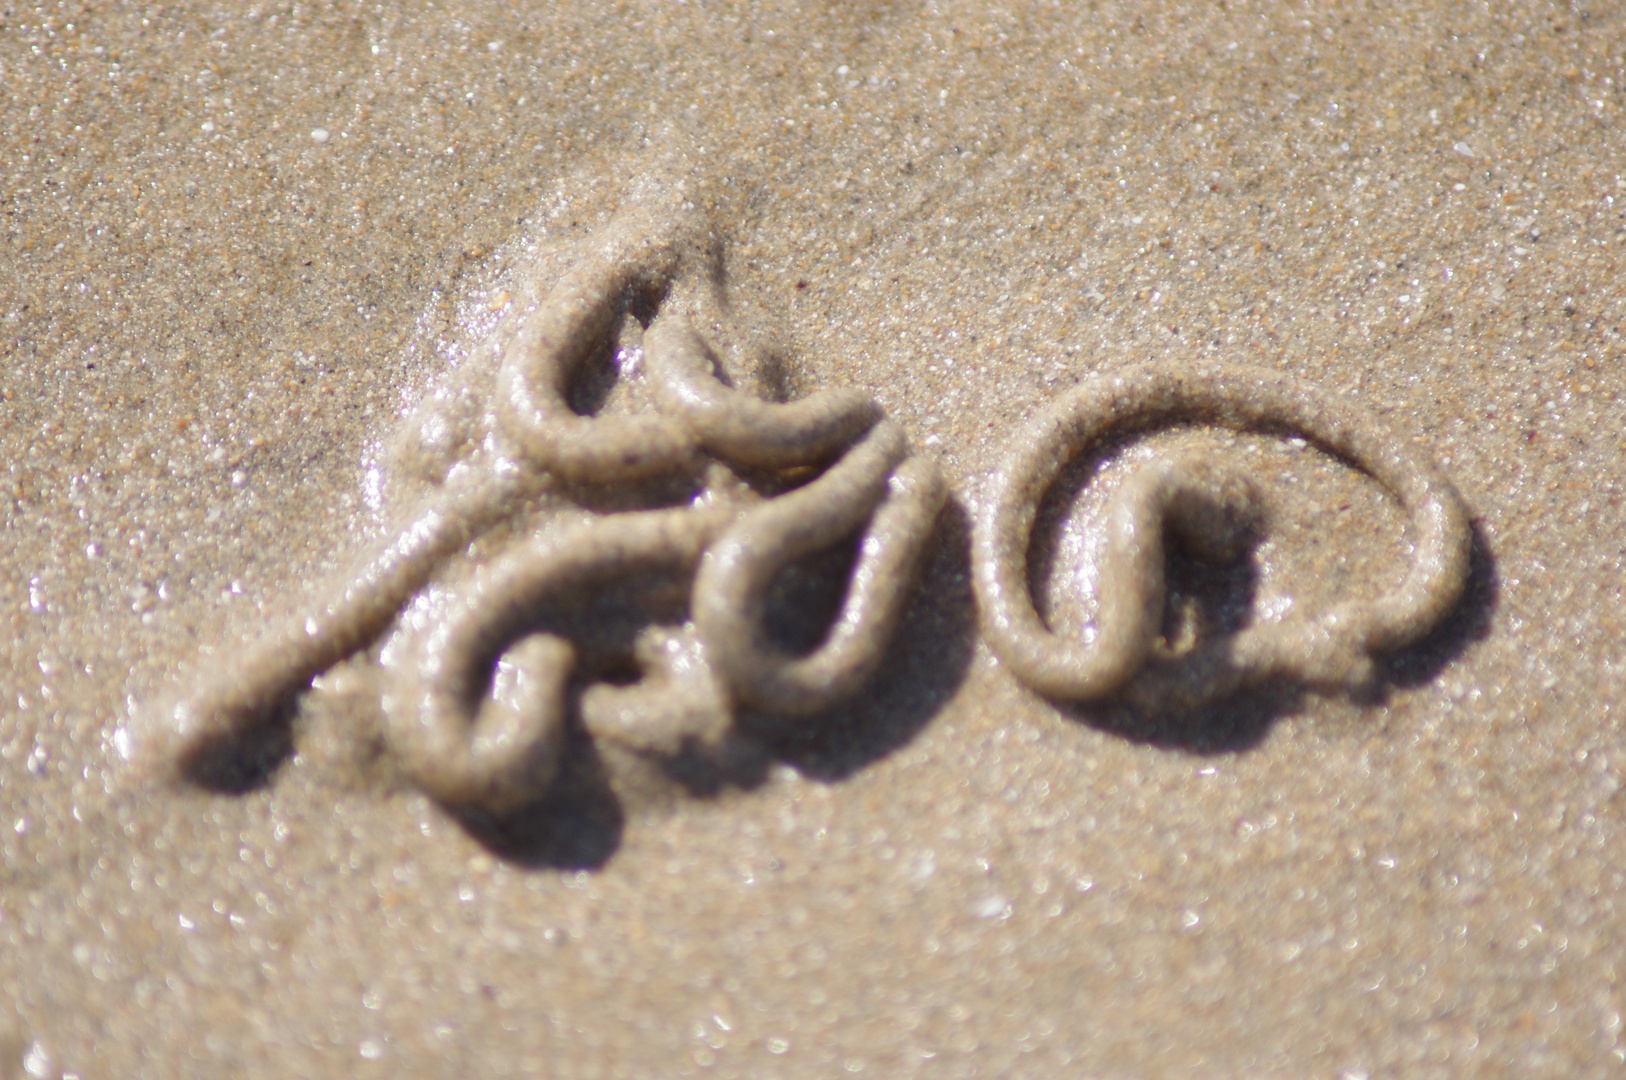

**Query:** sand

left=3, top=1, right=1625, bottom=1076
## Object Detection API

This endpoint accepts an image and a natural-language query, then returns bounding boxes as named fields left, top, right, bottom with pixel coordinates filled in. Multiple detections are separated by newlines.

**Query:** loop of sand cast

left=972, top=361, right=1471, bottom=706
left=142, top=200, right=947, bottom=813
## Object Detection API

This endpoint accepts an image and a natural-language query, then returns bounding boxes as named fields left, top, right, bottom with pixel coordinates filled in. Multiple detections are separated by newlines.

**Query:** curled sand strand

left=385, top=506, right=731, bottom=812
left=390, top=415, right=944, bottom=808
left=494, top=206, right=704, bottom=483
left=143, top=471, right=518, bottom=780
left=139, top=197, right=945, bottom=812
left=644, top=316, right=883, bottom=468
left=972, top=362, right=1471, bottom=703
left=694, top=421, right=948, bottom=715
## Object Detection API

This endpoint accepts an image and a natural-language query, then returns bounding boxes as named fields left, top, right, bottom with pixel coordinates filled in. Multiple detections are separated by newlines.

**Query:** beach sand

left=3, top=1, right=1625, bottom=1075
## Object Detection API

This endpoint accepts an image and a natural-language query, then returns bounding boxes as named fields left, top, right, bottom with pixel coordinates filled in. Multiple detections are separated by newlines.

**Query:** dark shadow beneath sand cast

left=1068, top=518, right=1500, bottom=754
left=183, top=699, right=298, bottom=797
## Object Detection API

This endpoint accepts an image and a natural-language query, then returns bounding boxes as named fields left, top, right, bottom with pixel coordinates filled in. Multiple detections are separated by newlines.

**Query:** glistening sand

left=3, top=2, right=1625, bottom=1076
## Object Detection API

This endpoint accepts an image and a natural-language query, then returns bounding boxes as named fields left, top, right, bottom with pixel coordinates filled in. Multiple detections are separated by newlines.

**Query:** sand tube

left=972, top=361, right=1472, bottom=703
left=694, top=421, right=948, bottom=716
left=384, top=506, right=731, bottom=813
left=493, top=205, right=708, bottom=484
left=132, top=198, right=945, bottom=811
left=644, top=315, right=882, bottom=468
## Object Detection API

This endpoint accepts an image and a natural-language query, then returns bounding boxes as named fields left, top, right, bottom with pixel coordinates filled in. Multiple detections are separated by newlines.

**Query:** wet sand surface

left=4, top=1, right=1626, bottom=1075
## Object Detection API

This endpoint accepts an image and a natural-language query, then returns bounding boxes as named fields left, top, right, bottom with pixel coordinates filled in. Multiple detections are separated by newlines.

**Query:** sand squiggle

left=132, top=197, right=946, bottom=812
left=973, top=362, right=1472, bottom=708
left=129, top=202, right=1474, bottom=811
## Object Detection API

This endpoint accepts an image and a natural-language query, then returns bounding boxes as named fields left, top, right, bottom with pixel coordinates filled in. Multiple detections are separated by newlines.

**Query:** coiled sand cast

left=972, top=362, right=1472, bottom=708
left=133, top=199, right=947, bottom=814
left=132, top=194, right=1474, bottom=815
